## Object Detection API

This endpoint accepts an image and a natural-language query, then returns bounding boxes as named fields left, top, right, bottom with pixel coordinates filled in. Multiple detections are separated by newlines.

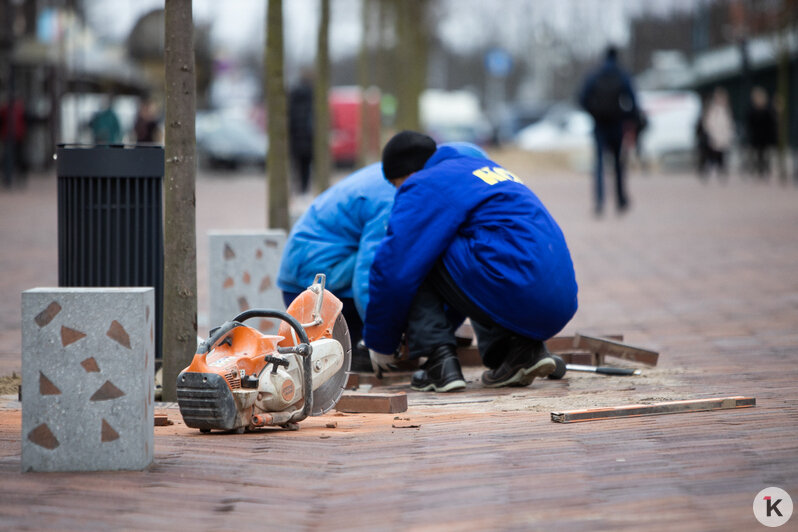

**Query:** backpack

left=586, top=69, right=625, bottom=123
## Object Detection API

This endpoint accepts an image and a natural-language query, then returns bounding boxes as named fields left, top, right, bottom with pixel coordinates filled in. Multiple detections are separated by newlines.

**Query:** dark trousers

left=292, top=154, right=312, bottom=194
left=594, top=125, right=627, bottom=211
left=405, top=262, right=524, bottom=369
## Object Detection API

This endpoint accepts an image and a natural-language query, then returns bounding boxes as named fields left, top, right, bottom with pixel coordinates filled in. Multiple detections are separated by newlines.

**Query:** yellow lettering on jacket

left=472, top=166, right=522, bottom=185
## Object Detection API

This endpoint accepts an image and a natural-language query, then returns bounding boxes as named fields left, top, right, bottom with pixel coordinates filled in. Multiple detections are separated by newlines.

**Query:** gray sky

left=85, top=0, right=702, bottom=63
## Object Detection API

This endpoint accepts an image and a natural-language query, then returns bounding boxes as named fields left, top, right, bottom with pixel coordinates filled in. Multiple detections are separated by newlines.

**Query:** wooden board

left=456, top=345, right=482, bottom=367
left=552, top=350, right=596, bottom=365
left=335, top=392, right=408, bottom=414
left=573, top=333, right=659, bottom=366
left=551, top=396, right=755, bottom=423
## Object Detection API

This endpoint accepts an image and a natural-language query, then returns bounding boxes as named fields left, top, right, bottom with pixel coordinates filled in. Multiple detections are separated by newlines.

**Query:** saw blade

left=310, top=312, right=351, bottom=415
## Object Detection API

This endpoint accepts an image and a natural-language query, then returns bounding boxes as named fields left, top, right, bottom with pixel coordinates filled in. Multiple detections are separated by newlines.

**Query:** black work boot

left=410, top=345, right=466, bottom=392
left=481, top=337, right=555, bottom=388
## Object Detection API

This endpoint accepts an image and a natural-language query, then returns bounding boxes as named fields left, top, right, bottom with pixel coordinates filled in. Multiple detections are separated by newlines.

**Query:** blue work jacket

left=277, top=162, right=392, bottom=318
left=364, top=146, right=578, bottom=354
left=277, top=143, right=488, bottom=320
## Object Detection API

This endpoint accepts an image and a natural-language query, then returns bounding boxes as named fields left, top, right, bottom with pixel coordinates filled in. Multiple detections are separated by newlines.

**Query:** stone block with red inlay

left=21, top=288, right=154, bottom=472
left=209, top=230, right=286, bottom=335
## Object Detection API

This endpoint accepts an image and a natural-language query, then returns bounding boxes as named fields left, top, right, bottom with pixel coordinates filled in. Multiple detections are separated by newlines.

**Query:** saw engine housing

left=176, top=275, right=351, bottom=432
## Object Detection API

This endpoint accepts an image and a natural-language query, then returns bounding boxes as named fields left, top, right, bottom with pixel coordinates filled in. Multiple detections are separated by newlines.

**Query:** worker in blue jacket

left=365, top=131, right=578, bottom=392
left=277, top=141, right=487, bottom=371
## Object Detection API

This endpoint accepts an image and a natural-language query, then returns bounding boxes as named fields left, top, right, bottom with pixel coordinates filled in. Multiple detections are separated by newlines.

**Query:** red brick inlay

left=60, top=326, right=86, bottom=347
left=265, top=239, right=278, bottom=248
left=80, top=357, right=100, bottom=373
left=146, top=306, right=150, bottom=322
left=90, top=380, right=125, bottom=401
left=223, top=277, right=234, bottom=289
left=256, top=249, right=263, bottom=259
left=259, top=276, right=272, bottom=293
left=224, top=243, right=236, bottom=259
left=39, top=372, right=61, bottom=395
left=242, top=271, right=251, bottom=284
left=101, top=419, right=120, bottom=442
left=28, top=423, right=59, bottom=450
left=238, top=297, right=249, bottom=312
left=106, top=320, right=131, bottom=349
left=34, top=302, right=62, bottom=328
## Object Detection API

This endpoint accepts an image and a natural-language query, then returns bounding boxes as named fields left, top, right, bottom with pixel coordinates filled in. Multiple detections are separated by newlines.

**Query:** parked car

left=514, top=103, right=593, bottom=171
left=637, top=90, right=701, bottom=167
left=195, top=110, right=268, bottom=170
left=495, top=101, right=552, bottom=145
left=515, top=103, right=593, bottom=150
left=420, top=89, right=492, bottom=145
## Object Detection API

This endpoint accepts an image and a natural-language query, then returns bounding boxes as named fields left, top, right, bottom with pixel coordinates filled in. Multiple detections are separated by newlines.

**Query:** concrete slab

left=21, top=288, right=154, bottom=472
left=208, top=230, right=286, bottom=334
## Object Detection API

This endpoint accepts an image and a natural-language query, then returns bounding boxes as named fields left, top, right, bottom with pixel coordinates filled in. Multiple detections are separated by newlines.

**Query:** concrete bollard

left=21, top=288, right=154, bottom=472
left=209, top=230, right=286, bottom=334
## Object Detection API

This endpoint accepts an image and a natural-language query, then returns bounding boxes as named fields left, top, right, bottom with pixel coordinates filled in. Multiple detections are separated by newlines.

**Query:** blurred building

left=632, top=1, right=798, bottom=149
left=2, top=1, right=150, bottom=172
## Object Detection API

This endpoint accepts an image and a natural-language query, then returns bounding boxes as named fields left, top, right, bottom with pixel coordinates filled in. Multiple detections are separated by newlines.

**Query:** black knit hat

left=381, top=130, right=437, bottom=181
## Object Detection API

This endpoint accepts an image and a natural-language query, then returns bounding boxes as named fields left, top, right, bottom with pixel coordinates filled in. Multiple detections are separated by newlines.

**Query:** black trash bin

left=56, top=144, right=164, bottom=359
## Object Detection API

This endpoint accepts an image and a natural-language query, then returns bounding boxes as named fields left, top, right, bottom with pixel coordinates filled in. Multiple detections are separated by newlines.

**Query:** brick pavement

left=1, top=164, right=798, bottom=530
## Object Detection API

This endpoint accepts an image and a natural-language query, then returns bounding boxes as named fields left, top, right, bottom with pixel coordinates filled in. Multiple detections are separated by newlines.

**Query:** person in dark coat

left=579, top=46, right=638, bottom=215
left=364, top=131, right=578, bottom=392
left=746, top=86, right=778, bottom=179
left=288, top=72, right=314, bottom=194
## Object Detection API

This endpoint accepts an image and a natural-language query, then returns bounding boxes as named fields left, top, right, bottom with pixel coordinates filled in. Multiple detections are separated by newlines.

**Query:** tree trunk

left=394, top=0, right=427, bottom=132
left=266, top=0, right=290, bottom=229
left=161, top=0, right=197, bottom=401
left=313, top=0, right=331, bottom=192
left=358, top=0, right=372, bottom=167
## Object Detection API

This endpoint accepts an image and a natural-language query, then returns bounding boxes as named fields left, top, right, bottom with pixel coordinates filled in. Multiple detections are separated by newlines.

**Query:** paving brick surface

left=1, top=164, right=797, bottom=529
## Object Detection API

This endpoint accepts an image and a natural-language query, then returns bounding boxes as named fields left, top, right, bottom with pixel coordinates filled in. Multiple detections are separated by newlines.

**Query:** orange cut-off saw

left=176, top=274, right=351, bottom=432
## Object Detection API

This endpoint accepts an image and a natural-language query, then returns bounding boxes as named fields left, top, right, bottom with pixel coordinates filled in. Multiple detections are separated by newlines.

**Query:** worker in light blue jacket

left=364, top=131, right=578, bottom=392
left=277, top=141, right=487, bottom=371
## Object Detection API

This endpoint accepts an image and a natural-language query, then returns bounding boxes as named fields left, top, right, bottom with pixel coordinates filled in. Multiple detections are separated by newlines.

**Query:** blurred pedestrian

left=133, top=98, right=161, bottom=143
left=746, top=86, right=777, bottom=180
left=288, top=70, right=314, bottom=194
left=700, top=87, right=734, bottom=179
left=89, top=95, right=122, bottom=144
left=0, top=94, right=28, bottom=187
left=579, top=46, right=638, bottom=216
left=695, top=95, right=711, bottom=176
left=278, top=141, right=489, bottom=372
left=365, top=131, right=578, bottom=392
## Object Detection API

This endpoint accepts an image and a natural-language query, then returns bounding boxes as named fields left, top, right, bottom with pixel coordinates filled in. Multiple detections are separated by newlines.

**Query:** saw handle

left=233, top=309, right=310, bottom=345
left=231, top=309, right=314, bottom=424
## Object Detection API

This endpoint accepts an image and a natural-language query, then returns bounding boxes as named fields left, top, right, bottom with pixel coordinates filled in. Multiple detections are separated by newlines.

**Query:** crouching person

left=364, top=131, right=578, bottom=392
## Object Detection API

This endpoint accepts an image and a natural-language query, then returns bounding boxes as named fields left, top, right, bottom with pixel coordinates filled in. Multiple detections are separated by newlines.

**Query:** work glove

left=362, top=338, right=402, bottom=378
left=369, top=349, right=401, bottom=378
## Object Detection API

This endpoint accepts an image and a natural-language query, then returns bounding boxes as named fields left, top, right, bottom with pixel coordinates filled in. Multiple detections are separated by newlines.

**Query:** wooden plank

left=573, top=333, right=659, bottom=366
left=552, top=351, right=596, bottom=365
left=545, top=334, right=623, bottom=353
left=551, top=396, right=755, bottom=423
left=457, top=345, right=482, bottom=366
left=335, top=392, right=408, bottom=414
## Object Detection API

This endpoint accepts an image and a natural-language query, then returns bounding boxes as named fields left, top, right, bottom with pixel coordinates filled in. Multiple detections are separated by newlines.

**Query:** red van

left=329, top=86, right=381, bottom=167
